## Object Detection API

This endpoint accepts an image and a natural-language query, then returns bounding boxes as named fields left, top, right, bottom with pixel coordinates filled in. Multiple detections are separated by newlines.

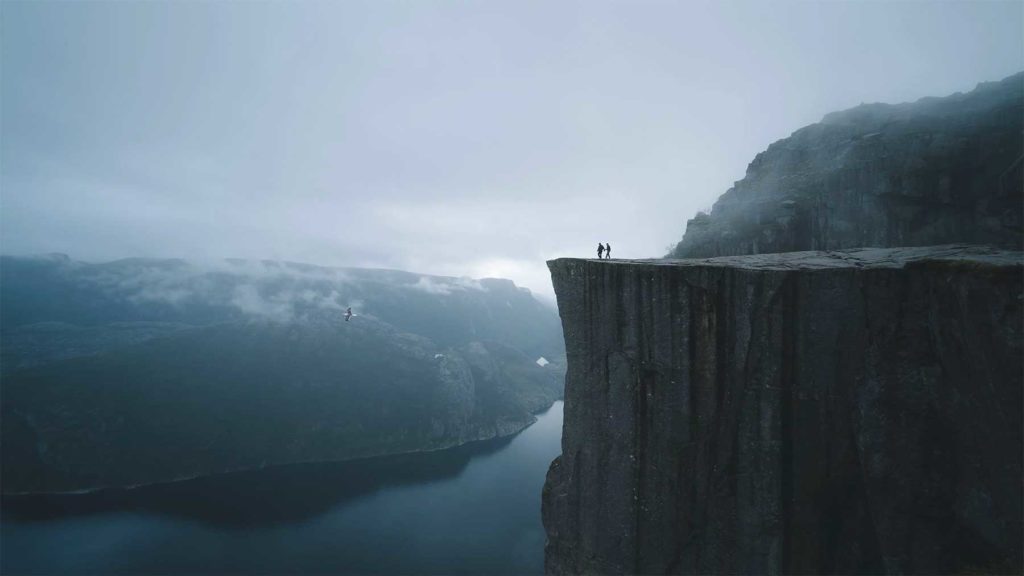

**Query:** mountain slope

left=1, top=256, right=565, bottom=493
left=669, top=72, right=1023, bottom=258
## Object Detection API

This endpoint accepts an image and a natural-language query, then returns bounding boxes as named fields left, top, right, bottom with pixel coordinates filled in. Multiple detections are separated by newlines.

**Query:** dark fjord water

left=1, top=402, right=563, bottom=575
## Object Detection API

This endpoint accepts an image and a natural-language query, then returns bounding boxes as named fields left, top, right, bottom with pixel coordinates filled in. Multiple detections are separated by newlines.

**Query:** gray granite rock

left=543, top=246, right=1022, bottom=575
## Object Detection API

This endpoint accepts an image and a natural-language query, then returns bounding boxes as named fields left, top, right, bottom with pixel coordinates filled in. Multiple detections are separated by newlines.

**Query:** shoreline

left=1, top=400, right=562, bottom=499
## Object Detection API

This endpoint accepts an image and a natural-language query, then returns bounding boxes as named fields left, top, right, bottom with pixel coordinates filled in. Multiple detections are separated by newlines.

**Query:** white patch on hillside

left=84, top=259, right=355, bottom=322
left=410, top=276, right=483, bottom=295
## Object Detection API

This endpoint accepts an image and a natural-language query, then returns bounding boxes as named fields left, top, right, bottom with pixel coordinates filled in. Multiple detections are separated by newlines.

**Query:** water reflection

left=1, top=402, right=563, bottom=575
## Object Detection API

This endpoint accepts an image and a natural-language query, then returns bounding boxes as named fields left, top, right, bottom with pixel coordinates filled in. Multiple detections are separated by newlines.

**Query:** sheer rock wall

left=543, top=246, right=1022, bottom=575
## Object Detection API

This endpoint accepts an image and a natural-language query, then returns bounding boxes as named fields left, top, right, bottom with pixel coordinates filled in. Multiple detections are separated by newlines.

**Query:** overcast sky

left=2, top=0, right=1021, bottom=300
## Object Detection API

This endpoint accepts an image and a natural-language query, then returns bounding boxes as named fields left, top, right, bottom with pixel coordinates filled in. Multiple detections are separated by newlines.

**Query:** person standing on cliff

left=605, top=243, right=611, bottom=259
left=597, top=243, right=604, bottom=259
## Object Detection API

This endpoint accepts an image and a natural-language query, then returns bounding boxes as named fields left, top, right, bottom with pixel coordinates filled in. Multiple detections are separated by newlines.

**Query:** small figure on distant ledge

left=605, top=243, right=611, bottom=259
left=597, top=243, right=605, bottom=259
left=345, top=307, right=353, bottom=322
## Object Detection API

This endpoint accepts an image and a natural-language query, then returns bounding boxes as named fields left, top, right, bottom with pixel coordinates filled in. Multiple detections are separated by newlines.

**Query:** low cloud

left=409, top=276, right=483, bottom=295
left=81, top=259, right=354, bottom=322
left=230, top=284, right=296, bottom=322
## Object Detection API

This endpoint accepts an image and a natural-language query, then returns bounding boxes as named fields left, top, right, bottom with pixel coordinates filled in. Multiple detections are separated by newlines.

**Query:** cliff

left=669, top=72, right=1023, bottom=258
left=543, top=246, right=1022, bottom=574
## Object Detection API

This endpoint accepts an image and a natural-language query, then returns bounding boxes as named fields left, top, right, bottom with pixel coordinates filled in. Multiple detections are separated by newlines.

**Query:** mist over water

left=2, top=402, right=564, bottom=575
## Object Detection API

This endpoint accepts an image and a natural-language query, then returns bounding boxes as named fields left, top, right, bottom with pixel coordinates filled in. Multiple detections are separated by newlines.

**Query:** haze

left=2, top=0, right=1021, bottom=300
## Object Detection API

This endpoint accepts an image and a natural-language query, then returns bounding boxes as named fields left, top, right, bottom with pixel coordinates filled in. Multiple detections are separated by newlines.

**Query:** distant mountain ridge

left=2, top=254, right=560, bottom=353
left=669, top=72, right=1023, bottom=258
left=1, top=255, right=565, bottom=493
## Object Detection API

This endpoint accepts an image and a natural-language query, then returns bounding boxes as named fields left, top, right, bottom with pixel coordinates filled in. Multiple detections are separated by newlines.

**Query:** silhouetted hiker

left=605, top=243, right=611, bottom=259
left=345, top=307, right=353, bottom=322
left=597, top=243, right=604, bottom=259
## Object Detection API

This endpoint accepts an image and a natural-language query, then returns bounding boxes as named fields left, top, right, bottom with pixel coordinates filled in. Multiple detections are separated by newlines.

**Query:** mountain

left=1, top=255, right=565, bottom=493
left=669, top=72, right=1023, bottom=258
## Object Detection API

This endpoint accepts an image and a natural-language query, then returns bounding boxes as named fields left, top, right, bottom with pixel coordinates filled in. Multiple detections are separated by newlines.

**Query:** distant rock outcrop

left=543, top=248, right=1022, bottom=574
left=669, top=72, right=1023, bottom=258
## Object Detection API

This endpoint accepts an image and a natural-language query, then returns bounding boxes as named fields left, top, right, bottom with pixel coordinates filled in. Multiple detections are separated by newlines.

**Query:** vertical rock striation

left=543, top=246, right=1022, bottom=575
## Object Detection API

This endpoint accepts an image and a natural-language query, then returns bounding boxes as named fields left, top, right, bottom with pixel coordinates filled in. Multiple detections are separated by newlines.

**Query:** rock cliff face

left=543, top=246, right=1022, bottom=574
left=669, top=72, right=1023, bottom=258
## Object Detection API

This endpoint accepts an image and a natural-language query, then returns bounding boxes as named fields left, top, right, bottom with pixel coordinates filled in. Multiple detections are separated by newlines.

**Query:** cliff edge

left=543, top=246, right=1022, bottom=574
